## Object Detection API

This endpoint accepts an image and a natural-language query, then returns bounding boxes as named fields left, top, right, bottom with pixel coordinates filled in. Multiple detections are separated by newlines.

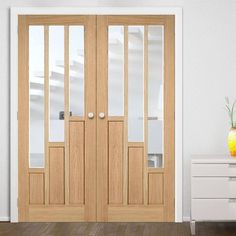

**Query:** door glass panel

left=69, top=26, right=84, bottom=116
left=128, top=26, right=144, bottom=142
left=49, top=26, right=64, bottom=142
left=29, top=26, right=44, bottom=167
left=108, top=26, right=124, bottom=116
left=147, top=26, right=164, bottom=168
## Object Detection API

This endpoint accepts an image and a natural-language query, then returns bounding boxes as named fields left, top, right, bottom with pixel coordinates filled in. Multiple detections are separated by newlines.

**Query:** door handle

left=99, top=112, right=105, bottom=119
left=88, top=112, right=94, bottom=119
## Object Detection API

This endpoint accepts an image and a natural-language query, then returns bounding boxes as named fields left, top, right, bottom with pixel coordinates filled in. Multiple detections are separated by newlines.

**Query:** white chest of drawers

left=191, top=155, right=236, bottom=235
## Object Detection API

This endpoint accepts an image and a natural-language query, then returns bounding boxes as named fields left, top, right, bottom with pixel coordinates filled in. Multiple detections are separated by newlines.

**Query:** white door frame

left=10, top=7, right=183, bottom=222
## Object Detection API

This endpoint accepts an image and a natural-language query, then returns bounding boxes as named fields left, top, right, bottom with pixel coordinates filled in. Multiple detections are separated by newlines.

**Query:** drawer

left=192, top=199, right=236, bottom=221
left=192, top=163, right=236, bottom=177
left=192, top=177, right=236, bottom=198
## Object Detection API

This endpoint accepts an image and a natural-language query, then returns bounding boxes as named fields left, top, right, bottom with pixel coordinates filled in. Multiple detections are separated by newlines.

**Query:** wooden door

left=18, top=15, right=97, bottom=221
left=18, top=15, right=175, bottom=222
left=97, top=16, right=175, bottom=222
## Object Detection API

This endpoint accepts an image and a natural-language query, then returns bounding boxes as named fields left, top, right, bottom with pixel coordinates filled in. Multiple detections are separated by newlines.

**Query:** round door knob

left=88, top=112, right=94, bottom=119
left=99, top=112, right=105, bottom=119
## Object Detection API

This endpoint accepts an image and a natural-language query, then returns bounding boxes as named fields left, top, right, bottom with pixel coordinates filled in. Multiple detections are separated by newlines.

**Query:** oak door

left=18, top=15, right=97, bottom=221
left=18, top=15, right=175, bottom=222
left=96, top=16, right=175, bottom=222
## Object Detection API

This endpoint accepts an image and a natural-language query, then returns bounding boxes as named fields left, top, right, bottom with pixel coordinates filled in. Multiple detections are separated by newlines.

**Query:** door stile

left=84, top=16, right=97, bottom=221
left=96, top=16, right=108, bottom=221
left=123, top=26, right=128, bottom=206
left=143, top=25, right=148, bottom=206
left=163, top=16, right=175, bottom=222
left=18, top=16, right=29, bottom=221
left=44, top=25, right=49, bottom=205
left=64, top=25, right=69, bottom=205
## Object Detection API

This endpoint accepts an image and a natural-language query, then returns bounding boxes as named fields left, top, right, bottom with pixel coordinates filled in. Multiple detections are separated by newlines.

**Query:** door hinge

left=17, top=198, right=19, bottom=207
left=17, top=111, right=18, bottom=120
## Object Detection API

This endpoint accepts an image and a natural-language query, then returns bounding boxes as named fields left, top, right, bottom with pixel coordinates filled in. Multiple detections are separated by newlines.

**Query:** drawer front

left=192, top=163, right=236, bottom=177
left=192, top=199, right=236, bottom=221
left=192, top=177, right=236, bottom=198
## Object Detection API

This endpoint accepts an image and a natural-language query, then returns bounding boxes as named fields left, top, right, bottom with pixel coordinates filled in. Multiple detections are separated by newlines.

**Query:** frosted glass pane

left=147, top=26, right=164, bottom=168
left=69, top=26, right=84, bottom=116
left=29, top=26, right=44, bottom=167
left=49, top=26, right=64, bottom=142
left=108, top=26, right=124, bottom=116
left=128, top=26, right=144, bottom=142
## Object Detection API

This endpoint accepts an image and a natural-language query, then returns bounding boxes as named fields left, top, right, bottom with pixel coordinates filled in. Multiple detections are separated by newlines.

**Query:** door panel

left=108, top=121, right=123, bottom=205
left=128, top=147, right=144, bottom=204
left=18, top=15, right=97, bottom=221
left=96, top=15, right=175, bottom=222
left=69, top=121, right=85, bottom=204
left=148, top=173, right=164, bottom=205
left=29, top=173, right=45, bottom=205
left=49, top=147, right=65, bottom=205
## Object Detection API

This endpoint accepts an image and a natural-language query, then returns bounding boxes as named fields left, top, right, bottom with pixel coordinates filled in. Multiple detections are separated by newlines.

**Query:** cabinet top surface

left=192, top=155, right=236, bottom=163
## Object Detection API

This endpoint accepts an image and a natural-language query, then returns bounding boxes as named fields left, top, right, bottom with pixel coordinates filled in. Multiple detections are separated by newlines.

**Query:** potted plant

left=225, top=97, right=236, bottom=156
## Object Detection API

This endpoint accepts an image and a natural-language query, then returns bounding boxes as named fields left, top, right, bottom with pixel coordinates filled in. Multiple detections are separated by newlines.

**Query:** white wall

left=1, top=0, right=236, bottom=221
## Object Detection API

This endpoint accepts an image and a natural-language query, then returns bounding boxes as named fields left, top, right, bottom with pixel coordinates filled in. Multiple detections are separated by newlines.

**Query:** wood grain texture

left=29, top=206, right=85, bottom=222
left=97, top=15, right=175, bottom=221
left=128, top=142, right=144, bottom=147
left=29, top=173, right=45, bottom=205
left=44, top=25, right=49, bottom=206
left=163, top=16, right=175, bottom=222
left=96, top=15, right=108, bottom=221
left=25, top=15, right=87, bottom=25
left=69, top=116, right=85, bottom=121
left=107, top=15, right=166, bottom=25
left=18, top=14, right=175, bottom=222
left=123, top=26, right=128, bottom=206
left=84, top=16, right=97, bottom=221
left=143, top=25, right=148, bottom=206
left=108, top=121, right=123, bottom=204
left=19, top=15, right=98, bottom=222
left=48, top=142, right=64, bottom=147
left=108, top=206, right=164, bottom=222
left=69, top=121, right=85, bottom=204
left=29, top=168, right=45, bottom=173
left=128, top=147, right=143, bottom=205
left=148, top=168, right=164, bottom=173
left=64, top=25, right=70, bottom=205
left=148, top=173, right=164, bottom=205
left=108, top=116, right=124, bottom=121
left=18, top=15, right=29, bottom=221
left=49, top=147, right=65, bottom=204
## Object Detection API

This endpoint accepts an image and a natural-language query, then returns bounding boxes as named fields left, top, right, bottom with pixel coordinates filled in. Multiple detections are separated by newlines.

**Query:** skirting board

left=183, top=216, right=190, bottom=222
left=0, top=216, right=10, bottom=221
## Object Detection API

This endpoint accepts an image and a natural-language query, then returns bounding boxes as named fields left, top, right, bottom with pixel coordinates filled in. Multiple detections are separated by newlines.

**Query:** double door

left=18, top=15, right=175, bottom=222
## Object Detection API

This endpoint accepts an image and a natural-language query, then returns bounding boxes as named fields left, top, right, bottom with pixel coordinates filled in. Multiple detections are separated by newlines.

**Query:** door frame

left=10, top=7, right=183, bottom=223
